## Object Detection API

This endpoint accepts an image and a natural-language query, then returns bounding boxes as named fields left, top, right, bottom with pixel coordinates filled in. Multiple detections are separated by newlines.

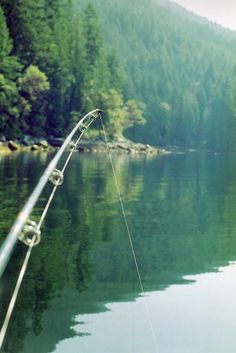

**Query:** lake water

left=1, top=150, right=236, bottom=353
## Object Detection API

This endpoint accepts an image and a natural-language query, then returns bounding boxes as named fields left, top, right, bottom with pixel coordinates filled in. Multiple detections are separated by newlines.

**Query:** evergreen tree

left=81, top=0, right=236, bottom=148
left=0, top=5, right=22, bottom=137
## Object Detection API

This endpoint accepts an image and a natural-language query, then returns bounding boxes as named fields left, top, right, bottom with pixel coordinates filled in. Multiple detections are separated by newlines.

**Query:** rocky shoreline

left=0, top=135, right=169, bottom=155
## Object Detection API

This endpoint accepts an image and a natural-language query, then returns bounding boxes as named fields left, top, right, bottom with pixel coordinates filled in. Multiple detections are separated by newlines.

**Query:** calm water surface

left=1, top=150, right=236, bottom=353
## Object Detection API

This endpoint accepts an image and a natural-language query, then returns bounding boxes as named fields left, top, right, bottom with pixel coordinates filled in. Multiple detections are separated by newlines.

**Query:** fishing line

left=100, top=116, right=159, bottom=353
left=0, top=110, right=102, bottom=350
left=37, top=133, right=84, bottom=229
left=0, top=146, right=79, bottom=350
left=0, top=237, right=35, bottom=349
left=0, top=150, right=76, bottom=350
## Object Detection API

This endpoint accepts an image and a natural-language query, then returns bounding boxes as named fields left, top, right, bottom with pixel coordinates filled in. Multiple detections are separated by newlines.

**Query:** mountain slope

left=79, top=0, right=236, bottom=149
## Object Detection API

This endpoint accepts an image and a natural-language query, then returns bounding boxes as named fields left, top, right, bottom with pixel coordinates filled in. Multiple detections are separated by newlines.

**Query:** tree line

left=0, top=0, right=145, bottom=141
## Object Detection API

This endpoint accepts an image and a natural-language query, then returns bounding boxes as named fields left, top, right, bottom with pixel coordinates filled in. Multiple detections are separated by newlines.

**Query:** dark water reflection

left=1, top=151, right=236, bottom=352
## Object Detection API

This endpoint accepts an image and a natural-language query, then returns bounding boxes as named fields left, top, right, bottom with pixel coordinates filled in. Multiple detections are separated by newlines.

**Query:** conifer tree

left=0, top=5, right=22, bottom=137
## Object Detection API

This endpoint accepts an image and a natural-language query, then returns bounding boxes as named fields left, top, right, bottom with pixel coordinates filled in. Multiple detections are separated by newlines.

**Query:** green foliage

left=2, top=0, right=236, bottom=148
left=0, top=5, right=11, bottom=60
left=0, top=3, right=51, bottom=138
left=0, top=0, right=134, bottom=138
left=18, top=65, right=50, bottom=136
left=0, top=5, right=22, bottom=137
left=19, top=65, right=49, bottom=101
left=100, top=89, right=146, bottom=138
left=0, top=73, right=20, bottom=135
left=80, top=0, right=236, bottom=149
left=82, top=4, right=103, bottom=68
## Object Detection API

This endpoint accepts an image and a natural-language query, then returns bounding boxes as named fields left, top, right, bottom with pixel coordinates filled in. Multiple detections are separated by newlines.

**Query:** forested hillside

left=79, top=0, right=236, bottom=149
left=1, top=0, right=236, bottom=149
left=0, top=0, right=144, bottom=140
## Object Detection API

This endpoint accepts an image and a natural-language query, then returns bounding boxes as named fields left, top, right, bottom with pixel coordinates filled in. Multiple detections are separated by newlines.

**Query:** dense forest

left=0, top=0, right=144, bottom=141
left=81, top=0, right=236, bottom=149
left=1, top=0, right=236, bottom=149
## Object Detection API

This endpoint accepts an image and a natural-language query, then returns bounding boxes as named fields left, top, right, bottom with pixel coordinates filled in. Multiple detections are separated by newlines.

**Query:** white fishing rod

left=0, top=109, right=160, bottom=353
left=0, top=109, right=102, bottom=278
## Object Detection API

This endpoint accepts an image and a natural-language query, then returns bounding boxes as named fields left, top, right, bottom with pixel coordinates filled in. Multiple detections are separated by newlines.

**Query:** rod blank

left=0, top=109, right=102, bottom=278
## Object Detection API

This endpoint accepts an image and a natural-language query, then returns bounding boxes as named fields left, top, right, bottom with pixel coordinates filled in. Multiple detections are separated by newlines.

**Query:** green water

left=1, top=150, right=236, bottom=353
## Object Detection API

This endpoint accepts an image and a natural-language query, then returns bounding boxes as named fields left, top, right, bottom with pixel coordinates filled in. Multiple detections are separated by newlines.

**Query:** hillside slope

left=79, top=0, right=236, bottom=149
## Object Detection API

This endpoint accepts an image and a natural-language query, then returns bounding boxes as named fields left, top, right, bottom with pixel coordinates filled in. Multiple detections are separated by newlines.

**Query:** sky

left=171, top=0, right=236, bottom=31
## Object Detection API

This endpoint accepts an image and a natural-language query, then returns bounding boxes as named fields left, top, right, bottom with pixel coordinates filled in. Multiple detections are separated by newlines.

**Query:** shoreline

left=0, top=137, right=169, bottom=156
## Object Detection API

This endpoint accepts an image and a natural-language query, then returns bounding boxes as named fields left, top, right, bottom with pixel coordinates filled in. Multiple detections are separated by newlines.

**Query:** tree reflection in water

left=1, top=151, right=236, bottom=352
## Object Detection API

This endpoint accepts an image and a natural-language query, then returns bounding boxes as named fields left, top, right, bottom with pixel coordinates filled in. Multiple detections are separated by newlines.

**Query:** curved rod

left=0, top=109, right=103, bottom=278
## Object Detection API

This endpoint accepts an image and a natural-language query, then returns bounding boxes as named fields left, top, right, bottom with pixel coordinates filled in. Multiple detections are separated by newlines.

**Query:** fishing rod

left=0, top=109, right=102, bottom=278
left=0, top=108, right=159, bottom=353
